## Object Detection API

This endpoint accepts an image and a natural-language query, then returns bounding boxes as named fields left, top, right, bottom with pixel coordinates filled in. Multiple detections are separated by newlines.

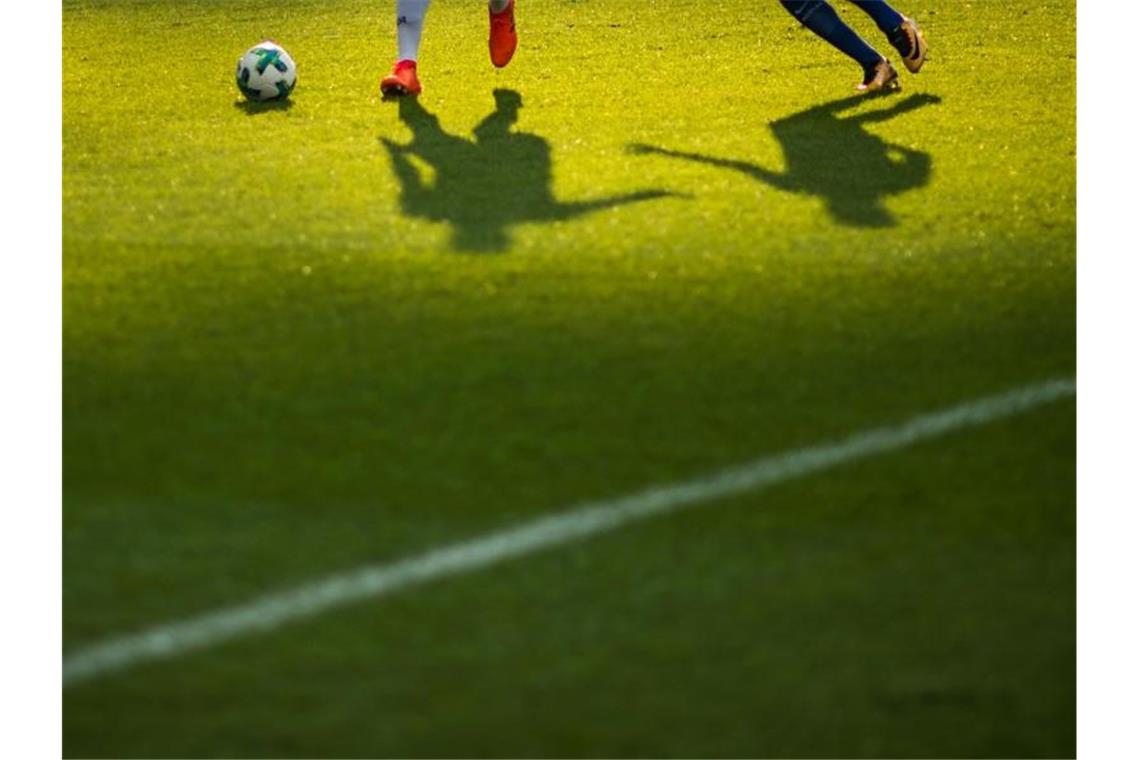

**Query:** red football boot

left=381, top=59, right=422, bottom=97
left=489, top=0, right=518, bottom=68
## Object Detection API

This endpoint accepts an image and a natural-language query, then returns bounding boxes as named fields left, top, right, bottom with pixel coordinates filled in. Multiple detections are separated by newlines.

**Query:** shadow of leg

left=381, top=91, right=680, bottom=253
left=628, top=93, right=941, bottom=228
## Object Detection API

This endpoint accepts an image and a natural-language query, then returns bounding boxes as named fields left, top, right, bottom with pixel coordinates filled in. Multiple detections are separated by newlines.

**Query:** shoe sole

left=858, top=81, right=901, bottom=94
left=381, top=82, right=419, bottom=98
left=490, top=49, right=516, bottom=68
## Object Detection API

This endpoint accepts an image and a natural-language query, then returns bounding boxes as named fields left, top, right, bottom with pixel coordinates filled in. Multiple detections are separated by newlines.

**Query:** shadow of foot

left=233, top=98, right=295, bottom=115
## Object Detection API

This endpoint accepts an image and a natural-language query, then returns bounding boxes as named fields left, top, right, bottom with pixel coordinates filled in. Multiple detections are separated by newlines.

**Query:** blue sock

left=779, top=1, right=883, bottom=69
left=849, top=1, right=904, bottom=34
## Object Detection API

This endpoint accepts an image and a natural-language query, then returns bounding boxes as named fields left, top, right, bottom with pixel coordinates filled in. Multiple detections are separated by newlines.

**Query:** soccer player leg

left=778, top=0, right=897, bottom=91
left=848, top=1, right=927, bottom=73
left=382, top=0, right=430, bottom=96
left=397, top=0, right=431, bottom=62
left=488, top=0, right=518, bottom=68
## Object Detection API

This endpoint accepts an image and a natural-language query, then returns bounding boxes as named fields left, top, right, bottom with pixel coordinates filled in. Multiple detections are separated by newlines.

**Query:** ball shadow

left=233, top=98, right=295, bottom=115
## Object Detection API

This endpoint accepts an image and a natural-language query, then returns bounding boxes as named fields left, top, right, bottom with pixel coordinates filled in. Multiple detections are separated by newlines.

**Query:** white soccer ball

left=235, top=41, right=297, bottom=102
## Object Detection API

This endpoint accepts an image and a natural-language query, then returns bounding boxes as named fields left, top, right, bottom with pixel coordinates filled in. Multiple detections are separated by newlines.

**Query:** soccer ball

left=235, top=41, right=297, bottom=102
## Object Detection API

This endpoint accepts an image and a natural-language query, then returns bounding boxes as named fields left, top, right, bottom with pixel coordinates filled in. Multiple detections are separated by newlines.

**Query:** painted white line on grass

left=64, top=378, right=1075, bottom=687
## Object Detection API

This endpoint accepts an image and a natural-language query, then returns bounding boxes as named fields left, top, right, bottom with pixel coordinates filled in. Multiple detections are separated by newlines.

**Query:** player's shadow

left=382, top=89, right=675, bottom=252
left=630, top=93, right=942, bottom=228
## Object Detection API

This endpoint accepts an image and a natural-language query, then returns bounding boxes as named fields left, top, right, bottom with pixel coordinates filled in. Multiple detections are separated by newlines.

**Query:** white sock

left=396, top=0, right=430, bottom=62
left=489, top=0, right=510, bottom=13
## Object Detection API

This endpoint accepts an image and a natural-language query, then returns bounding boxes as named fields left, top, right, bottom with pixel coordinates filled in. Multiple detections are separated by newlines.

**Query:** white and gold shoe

left=889, top=16, right=928, bottom=74
left=857, top=59, right=900, bottom=93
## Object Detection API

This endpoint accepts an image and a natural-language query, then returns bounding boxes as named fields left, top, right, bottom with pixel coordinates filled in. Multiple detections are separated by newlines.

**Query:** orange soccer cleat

left=489, top=0, right=518, bottom=68
left=381, top=59, right=422, bottom=97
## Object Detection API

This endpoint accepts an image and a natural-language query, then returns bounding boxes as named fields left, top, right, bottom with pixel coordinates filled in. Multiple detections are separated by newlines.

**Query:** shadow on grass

left=233, top=98, right=294, bottom=115
left=382, top=89, right=676, bottom=253
left=630, top=92, right=942, bottom=228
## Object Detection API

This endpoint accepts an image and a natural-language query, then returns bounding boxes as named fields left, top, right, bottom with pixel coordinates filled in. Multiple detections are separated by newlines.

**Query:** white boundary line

left=64, top=378, right=1075, bottom=687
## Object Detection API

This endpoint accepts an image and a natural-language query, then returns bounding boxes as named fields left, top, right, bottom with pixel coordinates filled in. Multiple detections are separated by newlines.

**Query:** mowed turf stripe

left=64, top=378, right=1075, bottom=687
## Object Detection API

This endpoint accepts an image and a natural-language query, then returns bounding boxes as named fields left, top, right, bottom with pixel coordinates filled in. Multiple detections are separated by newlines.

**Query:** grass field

left=63, top=0, right=1076, bottom=756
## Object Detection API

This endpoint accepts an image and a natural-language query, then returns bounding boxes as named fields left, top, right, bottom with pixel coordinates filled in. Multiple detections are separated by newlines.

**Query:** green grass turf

left=63, top=0, right=1076, bottom=755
